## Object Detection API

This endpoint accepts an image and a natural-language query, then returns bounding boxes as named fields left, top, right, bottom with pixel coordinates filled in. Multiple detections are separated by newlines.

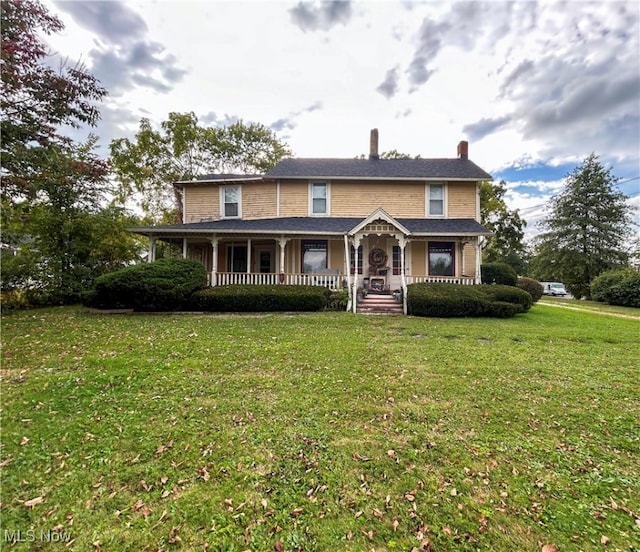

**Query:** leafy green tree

left=531, top=154, right=635, bottom=298
left=0, top=0, right=140, bottom=300
left=1, top=139, right=141, bottom=298
left=110, top=112, right=292, bottom=222
left=480, top=180, right=528, bottom=274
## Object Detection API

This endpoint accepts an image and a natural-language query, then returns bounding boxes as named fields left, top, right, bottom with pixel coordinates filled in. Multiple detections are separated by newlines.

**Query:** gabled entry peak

left=349, top=207, right=411, bottom=236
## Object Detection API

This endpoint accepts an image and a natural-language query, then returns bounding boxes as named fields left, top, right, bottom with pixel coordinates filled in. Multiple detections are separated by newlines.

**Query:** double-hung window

left=428, top=183, right=444, bottom=216
left=310, top=182, right=328, bottom=215
left=222, top=186, right=241, bottom=218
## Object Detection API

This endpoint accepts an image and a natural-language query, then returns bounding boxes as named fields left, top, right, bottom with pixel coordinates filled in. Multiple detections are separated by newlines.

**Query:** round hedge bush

left=517, top=277, right=544, bottom=303
left=591, top=269, right=640, bottom=307
left=481, top=262, right=518, bottom=286
left=83, top=258, right=207, bottom=311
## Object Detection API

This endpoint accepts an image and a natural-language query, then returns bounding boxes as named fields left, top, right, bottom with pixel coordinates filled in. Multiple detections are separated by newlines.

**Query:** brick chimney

left=369, top=128, right=379, bottom=160
left=457, top=140, right=468, bottom=160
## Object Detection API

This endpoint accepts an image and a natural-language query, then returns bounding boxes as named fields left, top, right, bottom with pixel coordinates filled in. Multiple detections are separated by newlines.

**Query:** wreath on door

left=368, top=247, right=388, bottom=268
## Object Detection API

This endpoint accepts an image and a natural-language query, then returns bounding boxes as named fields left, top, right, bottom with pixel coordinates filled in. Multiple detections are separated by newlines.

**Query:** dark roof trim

left=128, top=216, right=491, bottom=237
left=175, top=174, right=263, bottom=185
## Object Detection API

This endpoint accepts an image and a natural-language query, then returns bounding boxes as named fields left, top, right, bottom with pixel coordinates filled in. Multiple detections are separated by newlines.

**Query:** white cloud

left=39, top=0, right=638, bottom=207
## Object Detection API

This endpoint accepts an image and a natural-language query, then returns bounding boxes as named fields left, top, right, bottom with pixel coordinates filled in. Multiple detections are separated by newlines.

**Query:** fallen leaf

left=290, top=507, right=303, bottom=518
left=24, top=495, right=45, bottom=508
left=346, top=530, right=353, bottom=541
left=151, top=510, right=168, bottom=530
left=274, top=539, right=282, bottom=551
left=168, top=526, right=181, bottom=544
left=352, top=452, right=370, bottom=462
left=372, top=508, right=384, bottom=520
left=392, top=519, right=400, bottom=532
left=130, top=499, right=144, bottom=511
left=541, top=546, right=557, bottom=552
left=20, top=436, right=29, bottom=446
left=600, top=535, right=610, bottom=545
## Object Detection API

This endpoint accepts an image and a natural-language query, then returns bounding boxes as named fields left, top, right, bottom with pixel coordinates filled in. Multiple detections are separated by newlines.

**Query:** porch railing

left=209, top=272, right=477, bottom=287
left=406, top=275, right=477, bottom=285
left=211, top=272, right=344, bottom=289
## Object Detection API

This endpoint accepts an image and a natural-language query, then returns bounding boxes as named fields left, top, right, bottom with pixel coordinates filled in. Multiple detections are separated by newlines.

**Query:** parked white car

left=541, top=282, right=567, bottom=296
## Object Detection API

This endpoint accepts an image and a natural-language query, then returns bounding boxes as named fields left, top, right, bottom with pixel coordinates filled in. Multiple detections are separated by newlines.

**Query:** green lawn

left=1, top=306, right=638, bottom=551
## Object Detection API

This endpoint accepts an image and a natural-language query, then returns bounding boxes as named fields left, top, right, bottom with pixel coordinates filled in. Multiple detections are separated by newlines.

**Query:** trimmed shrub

left=483, top=301, right=522, bottom=318
left=517, top=277, right=544, bottom=303
left=481, top=284, right=532, bottom=312
left=591, top=269, right=640, bottom=307
left=189, top=285, right=330, bottom=312
left=407, top=283, right=530, bottom=318
left=84, top=258, right=207, bottom=311
left=481, top=262, right=518, bottom=286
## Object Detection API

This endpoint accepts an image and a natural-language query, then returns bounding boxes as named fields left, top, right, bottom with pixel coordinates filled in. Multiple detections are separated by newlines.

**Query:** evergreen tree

left=532, top=154, right=635, bottom=298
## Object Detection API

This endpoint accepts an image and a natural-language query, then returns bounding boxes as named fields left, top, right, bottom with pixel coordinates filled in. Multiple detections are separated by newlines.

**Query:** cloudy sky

left=42, top=0, right=639, bottom=238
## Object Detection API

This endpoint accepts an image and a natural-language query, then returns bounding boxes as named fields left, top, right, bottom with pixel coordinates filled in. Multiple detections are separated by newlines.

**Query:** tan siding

left=242, top=183, right=277, bottom=219
left=463, top=242, right=476, bottom=277
left=279, top=180, right=309, bottom=217
left=331, top=180, right=425, bottom=217
left=184, top=186, right=219, bottom=223
left=410, top=241, right=426, bottom=275
left=328, top=239, right=345, bottom=271
left=447, top=182, right=477, bottom=218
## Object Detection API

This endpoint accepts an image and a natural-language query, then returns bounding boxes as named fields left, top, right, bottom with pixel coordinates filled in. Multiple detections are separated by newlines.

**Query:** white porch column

left=344, top=235, right=352, bottom=312
left=475, top=237, right=483, bottom=284
left=398, top=236, right=408, bottom=314
left=246, top=239, right=252, bottom=274
left=148, top=236, right=156, bottom=262
left=210, top=237, right=218, bottom=286
left=352, top=234, right=362, bottom=313
left=278, top=237, right=288, bottom=283
left=182, top=237, right=188, bottom=259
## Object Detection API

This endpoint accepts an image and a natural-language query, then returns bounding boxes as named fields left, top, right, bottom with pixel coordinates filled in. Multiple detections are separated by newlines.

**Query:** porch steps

left=357, top=294, right=404, bottom=315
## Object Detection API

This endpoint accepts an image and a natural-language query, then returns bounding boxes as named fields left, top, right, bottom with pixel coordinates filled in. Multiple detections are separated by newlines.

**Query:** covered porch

left=130, top=209, right=490, bottom=314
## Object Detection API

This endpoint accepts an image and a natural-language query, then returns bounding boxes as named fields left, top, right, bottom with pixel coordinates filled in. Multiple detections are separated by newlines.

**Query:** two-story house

left=129, top=129, right=492, bottom=313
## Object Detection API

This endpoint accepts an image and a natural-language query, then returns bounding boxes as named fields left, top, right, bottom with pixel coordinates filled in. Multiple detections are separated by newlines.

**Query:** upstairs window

left=428, top=183, right=444, bottom=216
left=222, top=186, right=241, bottom=218
left=310, top=182, right=328, bottom=215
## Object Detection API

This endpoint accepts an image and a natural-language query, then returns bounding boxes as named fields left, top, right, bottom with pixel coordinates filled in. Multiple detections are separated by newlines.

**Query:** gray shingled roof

left=265, top=158, right=492, bottom=180
left=130, top=217, right=490, bottom=236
